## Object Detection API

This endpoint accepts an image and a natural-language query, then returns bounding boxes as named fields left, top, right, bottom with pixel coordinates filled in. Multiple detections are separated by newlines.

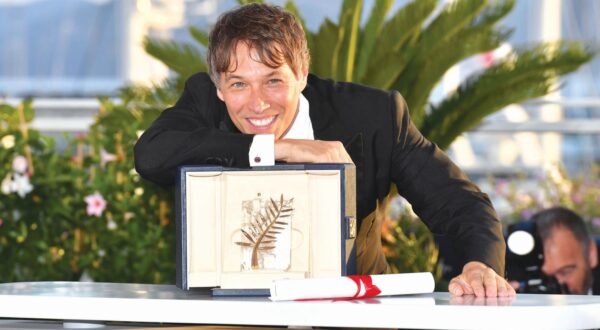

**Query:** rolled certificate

left=269, top=272, right=434, bottom=301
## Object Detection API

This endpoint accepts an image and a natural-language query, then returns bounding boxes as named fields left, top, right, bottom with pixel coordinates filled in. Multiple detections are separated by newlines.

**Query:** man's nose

left=248, top=88, right=270, bottom=113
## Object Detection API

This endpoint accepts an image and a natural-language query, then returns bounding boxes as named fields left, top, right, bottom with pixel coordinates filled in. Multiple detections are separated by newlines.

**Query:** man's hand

left=449, top=261, right=516, bottom=297
left=275, top=139, right=353, bottom=163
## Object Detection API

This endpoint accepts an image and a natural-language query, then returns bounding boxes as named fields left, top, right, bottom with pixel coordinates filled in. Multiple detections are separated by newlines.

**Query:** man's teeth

left=249, top=116, right=275, bottom=127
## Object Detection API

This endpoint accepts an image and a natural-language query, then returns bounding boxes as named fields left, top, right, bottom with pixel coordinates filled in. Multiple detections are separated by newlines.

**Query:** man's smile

left=247, top=115, right=277, bottom=128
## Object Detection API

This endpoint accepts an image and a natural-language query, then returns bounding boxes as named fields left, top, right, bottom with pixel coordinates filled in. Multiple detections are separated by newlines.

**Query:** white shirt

left=248, top=94, right=313, bottom=166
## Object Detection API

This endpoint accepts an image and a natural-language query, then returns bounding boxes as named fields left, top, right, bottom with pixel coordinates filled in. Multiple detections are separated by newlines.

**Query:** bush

left=489, top=164, right=600, bottom=235
left=382, top=197, right=442, bottom=282
left=0, top=99, right=175, bottom=283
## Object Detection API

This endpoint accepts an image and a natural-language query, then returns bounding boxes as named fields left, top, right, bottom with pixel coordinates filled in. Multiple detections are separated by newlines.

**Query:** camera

left=505, top=220, right=566, bottom=294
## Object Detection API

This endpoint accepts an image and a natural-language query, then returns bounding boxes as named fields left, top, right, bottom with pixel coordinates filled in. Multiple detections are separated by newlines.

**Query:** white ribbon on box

left=269, top=272, right=435, bottom=301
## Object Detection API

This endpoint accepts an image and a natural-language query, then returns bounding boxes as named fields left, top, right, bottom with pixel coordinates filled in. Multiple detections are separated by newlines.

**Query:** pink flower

left=520, top=208, right=535, bottom=220
left=480, top=43, right=512, bottom=69
left=75, top=132, right=87, bottom=141
left=100, top=149, right=118, bottom=168
left=494, top=179, right=508, bottom=195
left=481, top=52, right=495, bottom=68
left=84, top=192, right=107, bottom=217
left=592, top=217, right=600, bottom=228
left=12, top=155, right=28, bottom=174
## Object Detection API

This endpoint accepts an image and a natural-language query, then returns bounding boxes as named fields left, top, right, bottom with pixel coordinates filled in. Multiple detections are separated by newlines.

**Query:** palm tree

left=144, top=0, right=593, bottom=149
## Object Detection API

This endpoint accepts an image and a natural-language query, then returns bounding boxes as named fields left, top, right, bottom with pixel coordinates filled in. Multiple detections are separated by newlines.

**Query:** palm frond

left=408, top=26, right=512, bottom=127
left=143, top=37, right=206, bottom=79
left=396, top=0, right=487, bottom=122
left=336, top=0, right=363, bottom=81
left=310, top=18, right=341, bottom=78
left=237, top=0, right=263, bottom=4
left=360, top=0, right=437, bottom=88
left=422, top=42, right=595, bottom=149
left=400, top=0, right=514, bottom=127
left=354, top=0, right=394, bottom=81
left=118, top=76, right=181, bottom=112
left=284, top=0, right=313, bottom=52
left=188, top=26, right=209, bottom=47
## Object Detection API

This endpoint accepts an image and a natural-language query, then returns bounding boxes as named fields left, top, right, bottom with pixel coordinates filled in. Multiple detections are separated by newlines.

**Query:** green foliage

left=0, top=101, right=77, bottom=281
left=144, top=0, right=594, bottom=147
left=303, top=0, right=593, bottom=135
left=382, top=198, right=443, bottom=285
left=422, top=42, right=594, bottom=149
left=0, top=100, right=175, bottom=283
left=490, top=164, right=600, bottom=235
left=1, top=0, right=595, bottom=283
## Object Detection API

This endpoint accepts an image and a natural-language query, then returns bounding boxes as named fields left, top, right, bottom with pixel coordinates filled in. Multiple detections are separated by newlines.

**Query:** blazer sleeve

left=134, top=73, right=254, bottom=186
left=388, top=91, right=506, bottom=276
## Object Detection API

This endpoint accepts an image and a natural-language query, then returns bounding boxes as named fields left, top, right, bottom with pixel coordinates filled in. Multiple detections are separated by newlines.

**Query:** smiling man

left=216, top=43, right=303, bottom=138
left=134, top=3, right=514, bottom=298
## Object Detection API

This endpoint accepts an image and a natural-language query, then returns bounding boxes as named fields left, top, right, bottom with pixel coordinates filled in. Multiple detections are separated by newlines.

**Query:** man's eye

left=231, top=82, right=246, bottom=89
left=267, top=79, right=282, bottom=85
left=558, top=268, right=575, bottom=277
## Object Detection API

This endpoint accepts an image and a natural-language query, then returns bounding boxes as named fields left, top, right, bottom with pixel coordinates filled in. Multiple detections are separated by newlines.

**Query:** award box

left=175, top=164, right=356, bottom=291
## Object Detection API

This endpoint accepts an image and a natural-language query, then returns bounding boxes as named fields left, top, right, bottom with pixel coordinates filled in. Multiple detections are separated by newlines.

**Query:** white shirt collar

left=281, top=93, right=314, bottom=140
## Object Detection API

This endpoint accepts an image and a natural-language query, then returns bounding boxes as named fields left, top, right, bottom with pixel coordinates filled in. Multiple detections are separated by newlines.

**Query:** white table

left=0, top=282, right=599, bottom=329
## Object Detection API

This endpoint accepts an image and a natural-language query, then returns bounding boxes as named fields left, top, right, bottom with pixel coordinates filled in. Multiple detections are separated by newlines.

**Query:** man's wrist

left=249, top=134, right=275, bottom=166
left=274, top=139, right=289, bottom=162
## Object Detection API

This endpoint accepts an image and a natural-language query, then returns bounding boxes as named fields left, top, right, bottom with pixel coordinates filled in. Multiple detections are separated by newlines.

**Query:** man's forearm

left=134, top=112, right=254, bottom=185
left=274, top=139, right=353, bottom=164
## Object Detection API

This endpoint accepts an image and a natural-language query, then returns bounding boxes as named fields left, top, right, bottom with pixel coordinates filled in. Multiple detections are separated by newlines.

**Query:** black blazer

left=134, top=72, right=506, bottom=275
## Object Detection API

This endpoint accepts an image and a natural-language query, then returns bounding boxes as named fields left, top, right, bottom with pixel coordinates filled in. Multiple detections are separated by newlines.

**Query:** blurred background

left=1, top=0, right=598, bottom=175
left=0, top=0, right=598, bottom=286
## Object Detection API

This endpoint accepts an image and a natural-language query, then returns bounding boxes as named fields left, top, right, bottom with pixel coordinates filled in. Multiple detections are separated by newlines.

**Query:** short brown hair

left=533, top=206, right=593, bottom=253
left=207, top=3, right=310, bottom=86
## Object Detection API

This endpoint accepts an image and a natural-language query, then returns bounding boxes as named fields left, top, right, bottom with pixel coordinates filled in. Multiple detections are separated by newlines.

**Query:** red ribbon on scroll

left=273, top=273, right=434, bottom=302
left=347, top=275, right=382, bottom=299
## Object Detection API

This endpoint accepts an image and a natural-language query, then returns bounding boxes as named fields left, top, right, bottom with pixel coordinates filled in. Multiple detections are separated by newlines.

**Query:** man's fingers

left=496, top=276, right=517, bottom=297
left=496, top=276, right=509, bottom=297
left=505, top=278, right=517, bottom=296
left=450, top=264, right=518, bottom=299
left=449, top=277, right=473, bottom=296
left=482, top=269, right=498, bottom=297
left=448, top=279, right=464, bottom=296
left=469, top=275, right=486, bottom=297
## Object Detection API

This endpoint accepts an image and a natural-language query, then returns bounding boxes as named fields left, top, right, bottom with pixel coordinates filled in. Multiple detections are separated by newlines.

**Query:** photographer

left=534, top=207, right=599, bottom=294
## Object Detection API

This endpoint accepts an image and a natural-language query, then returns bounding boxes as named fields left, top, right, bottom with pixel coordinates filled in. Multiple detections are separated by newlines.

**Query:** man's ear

left=217, top=88, right=225, bottom=102
left=299, top=66, right=308, bottom=91
left=588, top=239, right=598, bottom=268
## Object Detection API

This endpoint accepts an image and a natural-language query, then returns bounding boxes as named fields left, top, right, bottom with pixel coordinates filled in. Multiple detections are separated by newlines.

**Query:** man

left=533, top=207, right=599, bottom=294
left=134, top=3, right=514, bottom=297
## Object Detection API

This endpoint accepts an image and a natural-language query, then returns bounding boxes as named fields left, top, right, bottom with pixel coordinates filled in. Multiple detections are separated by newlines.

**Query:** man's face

left=216, top=43, right=308, bottom=139
left=541, top=226, right=596, bottom=294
